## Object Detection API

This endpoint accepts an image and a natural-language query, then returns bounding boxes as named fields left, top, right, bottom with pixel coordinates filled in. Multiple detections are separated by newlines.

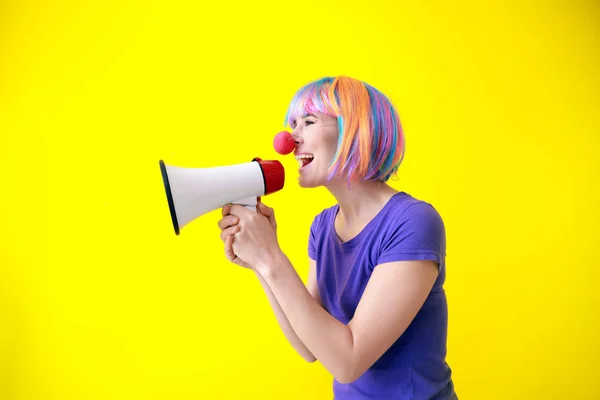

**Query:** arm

left=256, top=255, right=438, bottom=384
left=219, top=202, right=324, bottom=362
left=253, top=259, right=321, bottom=363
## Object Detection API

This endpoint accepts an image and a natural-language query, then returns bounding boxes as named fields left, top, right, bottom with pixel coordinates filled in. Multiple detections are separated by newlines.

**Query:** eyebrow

left=291, top=113, right=318, bottom=128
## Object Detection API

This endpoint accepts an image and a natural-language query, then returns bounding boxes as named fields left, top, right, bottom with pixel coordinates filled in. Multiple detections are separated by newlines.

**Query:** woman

left=218, top=76, right=457, bottom=399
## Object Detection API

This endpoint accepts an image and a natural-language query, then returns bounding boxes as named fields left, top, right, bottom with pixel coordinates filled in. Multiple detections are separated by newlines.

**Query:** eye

left=305, top=120, right=315, bottom=126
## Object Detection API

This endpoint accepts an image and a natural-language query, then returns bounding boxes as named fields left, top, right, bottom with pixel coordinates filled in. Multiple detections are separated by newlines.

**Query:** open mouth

left=295, top=154, right=314, bottom=169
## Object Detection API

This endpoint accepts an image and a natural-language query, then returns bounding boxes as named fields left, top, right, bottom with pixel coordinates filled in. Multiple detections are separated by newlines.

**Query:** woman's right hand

left=218, top=204, right=252, bottom=269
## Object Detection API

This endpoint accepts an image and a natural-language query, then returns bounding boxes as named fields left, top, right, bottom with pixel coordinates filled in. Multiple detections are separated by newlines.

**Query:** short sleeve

left=377, top=202, right=446, bottom=266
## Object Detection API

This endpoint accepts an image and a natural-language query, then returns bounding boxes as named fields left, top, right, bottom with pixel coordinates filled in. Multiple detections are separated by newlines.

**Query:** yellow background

left=1, top=0, right=598, bottom=399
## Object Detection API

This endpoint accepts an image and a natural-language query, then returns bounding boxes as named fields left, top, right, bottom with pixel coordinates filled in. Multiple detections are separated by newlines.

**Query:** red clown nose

left=273, top=131, right=295, bottom=155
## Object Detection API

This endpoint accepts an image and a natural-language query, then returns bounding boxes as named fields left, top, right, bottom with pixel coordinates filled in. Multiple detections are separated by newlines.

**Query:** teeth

left=296, top=154, right=314, bottom=168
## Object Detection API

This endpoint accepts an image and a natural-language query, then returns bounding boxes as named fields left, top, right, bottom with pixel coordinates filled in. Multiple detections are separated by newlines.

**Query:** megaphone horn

left=159, top=157, right=285, bottom=235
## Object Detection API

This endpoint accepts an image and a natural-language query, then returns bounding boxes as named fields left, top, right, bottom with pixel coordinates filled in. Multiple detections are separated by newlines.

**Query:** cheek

left=325, top=131, right=340, bottom=154
left=322, top=142, right=339, bottom=164
left=316, top=131, right=338, bottom=153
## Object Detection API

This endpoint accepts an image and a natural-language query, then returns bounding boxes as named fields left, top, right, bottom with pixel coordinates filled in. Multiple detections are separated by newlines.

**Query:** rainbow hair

left=284, top=76, right=405, bottom=183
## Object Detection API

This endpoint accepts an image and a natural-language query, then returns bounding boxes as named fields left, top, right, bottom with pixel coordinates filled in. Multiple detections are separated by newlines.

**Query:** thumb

left=257, top=201, right=274, bottom=217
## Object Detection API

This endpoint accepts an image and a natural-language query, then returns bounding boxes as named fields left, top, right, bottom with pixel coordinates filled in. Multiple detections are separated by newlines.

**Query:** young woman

left=218, top=76, right=457, bottom=399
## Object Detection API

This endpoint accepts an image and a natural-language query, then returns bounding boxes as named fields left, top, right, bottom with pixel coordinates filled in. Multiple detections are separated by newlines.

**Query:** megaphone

left=159, top=157, right=285, bottom=235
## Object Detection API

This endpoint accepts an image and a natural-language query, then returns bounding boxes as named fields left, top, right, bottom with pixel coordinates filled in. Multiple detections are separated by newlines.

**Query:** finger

left=222, top=204, right=231, bottom=217
left=228, top=204, right=250, bottom=217
left=257, top=201, right=274, bottom=217
left=224, top=235, right=236, bottom=262
left=217, top=215, right=239, bottom=230
left=220, top=225, right=240, bottom=242
left=257, top=203, right=276, bottom=229
left=217, top=216, right=237, bottom=231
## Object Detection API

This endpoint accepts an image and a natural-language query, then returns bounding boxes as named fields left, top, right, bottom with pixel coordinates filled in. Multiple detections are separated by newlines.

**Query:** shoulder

left=308, top=204, right=338, bottom=253
left=308, top=204, right=340, bottom=259
left=385, top=192, right=445, bottom=232
left=377, top=193, right=446, bottom=257
left=309, top=203, right=338, bottom=233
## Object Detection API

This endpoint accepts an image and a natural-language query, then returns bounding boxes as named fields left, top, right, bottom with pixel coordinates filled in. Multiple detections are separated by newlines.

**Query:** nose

left=291, top=128, right=303, bottom=145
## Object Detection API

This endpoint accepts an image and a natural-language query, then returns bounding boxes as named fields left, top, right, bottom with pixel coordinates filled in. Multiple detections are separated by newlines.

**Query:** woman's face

left=291, top=111, right=340, bottom=188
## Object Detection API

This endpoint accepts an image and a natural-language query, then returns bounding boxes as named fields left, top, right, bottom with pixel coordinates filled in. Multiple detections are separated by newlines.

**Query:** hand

left=255, top=198, right=278, bottom=234
left=218, top=204, right=252, bottom=269
left=218, top=199, right=280, bottom=270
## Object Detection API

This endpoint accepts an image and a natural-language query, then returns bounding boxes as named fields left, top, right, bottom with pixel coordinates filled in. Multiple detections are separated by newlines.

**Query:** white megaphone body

left=159, top=157, right=285, bottom=235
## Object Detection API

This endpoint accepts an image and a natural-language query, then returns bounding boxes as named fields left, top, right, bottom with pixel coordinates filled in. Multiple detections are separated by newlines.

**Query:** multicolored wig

left=284, top=76, right=405, bottom=183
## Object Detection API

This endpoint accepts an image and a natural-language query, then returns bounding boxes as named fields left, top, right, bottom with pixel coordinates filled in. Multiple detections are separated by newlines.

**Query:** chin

left=298, top=174, right=324, bottom=189
left=298, top=179, right=318, bottom=188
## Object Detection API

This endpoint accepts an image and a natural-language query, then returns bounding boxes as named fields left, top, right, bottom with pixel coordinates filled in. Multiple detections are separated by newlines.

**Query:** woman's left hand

left=225, top=203, right=283, bottom=270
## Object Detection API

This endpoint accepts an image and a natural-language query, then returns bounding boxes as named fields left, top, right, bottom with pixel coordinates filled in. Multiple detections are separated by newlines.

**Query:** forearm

left=254, top=269, right=316, bottom=363
left=258, top=254, right=357, bottom=383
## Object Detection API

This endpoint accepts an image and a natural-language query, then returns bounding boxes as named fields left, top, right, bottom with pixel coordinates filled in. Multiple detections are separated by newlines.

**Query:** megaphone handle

left=230, top=196, right=258, bottom=213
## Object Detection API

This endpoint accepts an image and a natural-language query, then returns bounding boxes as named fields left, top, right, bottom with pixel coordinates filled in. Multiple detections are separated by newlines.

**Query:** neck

left=326, top=179, right=399, bottom=226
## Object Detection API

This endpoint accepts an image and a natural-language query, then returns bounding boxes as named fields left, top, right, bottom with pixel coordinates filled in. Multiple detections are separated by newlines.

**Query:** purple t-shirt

left=308, top=192, right=456, bottom=400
